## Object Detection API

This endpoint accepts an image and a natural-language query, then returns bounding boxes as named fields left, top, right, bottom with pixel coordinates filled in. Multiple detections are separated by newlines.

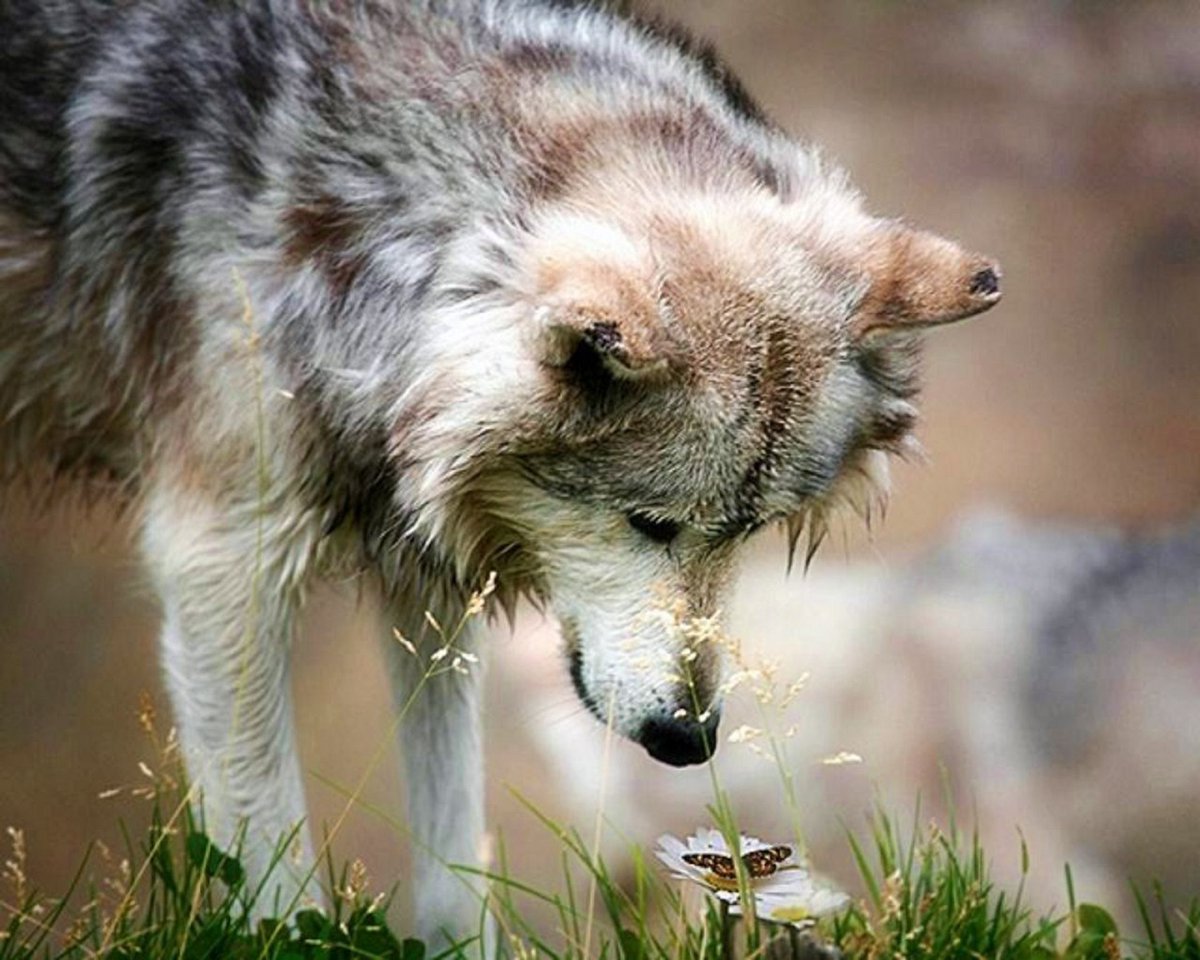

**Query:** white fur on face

left=508, top=487, right=733, bottom=740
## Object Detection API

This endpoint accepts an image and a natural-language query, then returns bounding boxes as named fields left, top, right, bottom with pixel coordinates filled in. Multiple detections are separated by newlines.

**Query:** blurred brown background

left=2, top=0, right=1199, bottom=937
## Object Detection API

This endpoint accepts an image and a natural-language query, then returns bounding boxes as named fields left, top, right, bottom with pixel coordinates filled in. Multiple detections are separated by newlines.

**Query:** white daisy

left=738, top=883, right=852, bottom=927
left=655, top=828, right=851, bottom=924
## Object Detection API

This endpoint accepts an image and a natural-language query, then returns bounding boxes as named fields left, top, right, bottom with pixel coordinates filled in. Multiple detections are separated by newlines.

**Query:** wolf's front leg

left=381, top=593, right=490, bottom=950
left=142, top=480, right=323, bottom=919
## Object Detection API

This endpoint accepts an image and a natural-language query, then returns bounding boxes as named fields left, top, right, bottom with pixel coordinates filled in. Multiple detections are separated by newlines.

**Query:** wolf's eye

left=627, top=512, right=680, bottom=544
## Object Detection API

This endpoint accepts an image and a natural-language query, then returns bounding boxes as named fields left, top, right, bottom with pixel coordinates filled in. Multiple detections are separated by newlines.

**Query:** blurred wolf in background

left=765, top=508, right=1200, bottom=911
left=0, top=0, right=1000, bottom=941
left=865, top=508, right=1200, bottom=910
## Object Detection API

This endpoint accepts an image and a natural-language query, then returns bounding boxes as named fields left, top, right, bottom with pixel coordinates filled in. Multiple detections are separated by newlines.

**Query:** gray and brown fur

left=0, top=0, right=1000, bottom=941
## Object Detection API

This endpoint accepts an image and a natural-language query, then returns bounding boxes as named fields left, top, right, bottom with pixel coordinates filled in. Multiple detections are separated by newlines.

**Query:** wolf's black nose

left=637, top=711, right=721, bottom=767
left=969, top=266, right=1000, bottom=297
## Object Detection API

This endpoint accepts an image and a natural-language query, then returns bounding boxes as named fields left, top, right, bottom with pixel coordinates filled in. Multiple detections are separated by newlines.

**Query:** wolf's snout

left=636, top=711, right=721, bottom=767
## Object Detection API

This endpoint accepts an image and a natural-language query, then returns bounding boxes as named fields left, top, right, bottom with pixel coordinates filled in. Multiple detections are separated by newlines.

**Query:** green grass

left=2, top=567, right=1195, bottom=958
left=2, top=779, right=1198, bottom=960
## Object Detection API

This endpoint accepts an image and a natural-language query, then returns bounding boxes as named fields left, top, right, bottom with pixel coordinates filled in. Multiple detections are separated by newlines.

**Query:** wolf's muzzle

left=636, top=710, right=721, bottom=767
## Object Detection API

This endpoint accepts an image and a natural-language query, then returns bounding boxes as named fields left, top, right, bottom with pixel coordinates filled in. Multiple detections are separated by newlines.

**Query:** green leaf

left=294, top=908, right=333, bottom=942
left=257, top=916, right=288, bottom=944
left=349, top=912, right=403, bottom=959
left=1064, top=929, right=1109, bottom=960
left=1077, top=903, right=1118, bottom=938
left=618, top=926, right=644, bottom=960
left=181, top=923, right=228, bottom=960
left=400, top=937, right=427, bottom=960
left=185, top=832, right=245, bottom=889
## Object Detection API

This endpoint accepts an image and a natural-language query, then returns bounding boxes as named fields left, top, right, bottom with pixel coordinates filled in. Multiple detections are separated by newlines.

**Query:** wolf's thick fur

left=0, top=0, right=1000, bottom=942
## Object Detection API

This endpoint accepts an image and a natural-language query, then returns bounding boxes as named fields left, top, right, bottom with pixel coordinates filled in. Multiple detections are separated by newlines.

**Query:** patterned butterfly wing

left=681, top=851, right=739, bottom=880
left=683, top=845, right=792, bottom=881
left=741, top=844, right=793, bottom=878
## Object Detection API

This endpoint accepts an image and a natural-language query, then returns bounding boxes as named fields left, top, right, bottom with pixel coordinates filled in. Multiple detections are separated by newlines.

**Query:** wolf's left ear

left=851, top=224, right=1002, bottom=339
left=537, top=307, right=669, bottom=380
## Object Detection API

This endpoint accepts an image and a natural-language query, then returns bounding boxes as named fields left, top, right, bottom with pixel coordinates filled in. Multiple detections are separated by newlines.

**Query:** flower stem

left=719, top=899, right=733, bottom=959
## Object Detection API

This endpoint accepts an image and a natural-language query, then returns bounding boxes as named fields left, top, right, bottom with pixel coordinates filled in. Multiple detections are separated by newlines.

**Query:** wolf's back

left=0, top=0, right=325, bottom=484
left=0, top=0, right=171, bottom=484
left=0, top=0, right=119, bottom=228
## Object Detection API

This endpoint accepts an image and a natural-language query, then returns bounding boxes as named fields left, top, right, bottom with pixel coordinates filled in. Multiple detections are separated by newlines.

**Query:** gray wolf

left=0, top=0, right=1000, bottom=943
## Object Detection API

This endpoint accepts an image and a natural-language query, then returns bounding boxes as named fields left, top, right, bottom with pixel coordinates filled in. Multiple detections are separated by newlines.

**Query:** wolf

left=0, top=0, right=1000, bottom=944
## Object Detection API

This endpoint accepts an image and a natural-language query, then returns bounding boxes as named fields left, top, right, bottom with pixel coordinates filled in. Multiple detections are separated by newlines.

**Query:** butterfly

left=682, top=844, right=793, bottom=880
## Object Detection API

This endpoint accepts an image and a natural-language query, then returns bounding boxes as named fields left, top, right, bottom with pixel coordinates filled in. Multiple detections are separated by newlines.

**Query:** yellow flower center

left=704, top=873, right=742, bottom=893
left=768, top=904, right=813, bottom=923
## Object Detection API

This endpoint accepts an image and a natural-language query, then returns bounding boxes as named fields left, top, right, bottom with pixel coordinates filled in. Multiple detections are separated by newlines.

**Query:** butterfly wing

left=741, top=844, right=793, bottom=878
left=682, top=852, right=739, bottom=880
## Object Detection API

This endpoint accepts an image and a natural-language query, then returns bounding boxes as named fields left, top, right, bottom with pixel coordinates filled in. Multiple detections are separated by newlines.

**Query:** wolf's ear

left=537, top=307, right=669, bottom=380
left=527, top=214, right=670, bottom=379
left=851, top=224, right=1002, bottom=339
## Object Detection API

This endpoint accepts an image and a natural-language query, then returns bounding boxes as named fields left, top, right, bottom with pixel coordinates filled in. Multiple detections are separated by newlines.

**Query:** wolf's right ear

left=850, top=224, right=1002, bottom=339
left=536, top=306, right=669, bottom=380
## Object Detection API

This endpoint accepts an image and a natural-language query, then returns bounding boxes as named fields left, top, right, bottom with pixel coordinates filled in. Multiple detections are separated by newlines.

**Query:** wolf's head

left=392, top=154, right=1000, bottom=766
